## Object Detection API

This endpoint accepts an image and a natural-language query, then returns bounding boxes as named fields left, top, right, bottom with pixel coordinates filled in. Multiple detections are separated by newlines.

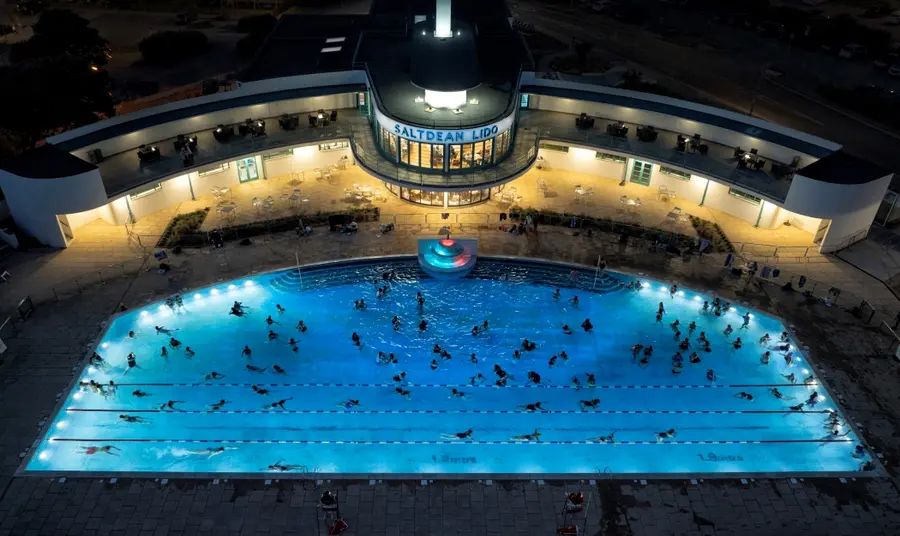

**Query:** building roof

left=238, top=15, right=365, bottom=83
left=797, top=150, right=893, bottom=185
left=0, top=144, right=97, bottom=179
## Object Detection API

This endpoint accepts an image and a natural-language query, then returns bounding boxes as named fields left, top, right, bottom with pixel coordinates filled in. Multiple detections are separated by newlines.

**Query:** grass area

left=156, top=208, right=210, bottom=248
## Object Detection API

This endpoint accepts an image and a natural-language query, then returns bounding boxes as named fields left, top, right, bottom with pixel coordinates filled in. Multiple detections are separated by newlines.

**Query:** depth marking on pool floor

left=47, top=438, right=854, bottom=445
left=103, top=382, right=814, bottom=389
left=65, top=408, right=831, bottom=415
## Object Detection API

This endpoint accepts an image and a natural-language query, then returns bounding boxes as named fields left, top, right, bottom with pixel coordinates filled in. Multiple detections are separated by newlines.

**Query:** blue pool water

left=26, top=258, right=870, bottom=476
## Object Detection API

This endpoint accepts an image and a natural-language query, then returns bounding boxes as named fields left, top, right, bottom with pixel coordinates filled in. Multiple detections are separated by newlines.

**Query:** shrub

left=156, top=208, right=209, bottom=248
left=139, top=30, right=208, bottom=64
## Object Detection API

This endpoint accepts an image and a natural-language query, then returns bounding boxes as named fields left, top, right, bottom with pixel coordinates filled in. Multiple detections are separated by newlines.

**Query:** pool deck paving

left=2, top=226, right=900, bottom=535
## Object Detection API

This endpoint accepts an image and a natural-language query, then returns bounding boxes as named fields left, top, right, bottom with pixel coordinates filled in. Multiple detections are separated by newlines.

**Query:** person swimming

left=246, top=364, right=267, bottom=374
left=631, top=344, right=644, bottom=361
left=562, top=325, right=573, bottom=335
left=784, top=373, right=796, bottom=384
left=470, top=353, right=478, bottom=364
left=688, top=321, right=696, bottom=335
left=296, top=320, right=308, bottom=333
left=655, top=312, right=663, bottom=323
left=689, top=352, right=701, bottom=364
left=571, top=376, right=582, bottom=390
left=706, top=369, right=716, bottom=382
left=337, top=399, right=360, bottom=409
left=669, top=284, right=678, bottom=297
left=586, top=373, right=596, bottom=388
left=527, top=371, right=541, bottom=384
left=394, top=387, right=412, bottom=399
left=670, top=319, right=680, bottom=331
left=89, top=352, right=106, bottom=367
left=579, top=398, right=601, bottom=410
left=159, top=400, right=185, bottom=411
left=769, top=388, right=784, bottom=399
left=470, top=373, right=486, bottom=385
left=128, top=330, right=136, bottom=338
left=391, top=316, right=400, bottom=331
left=430, top=359, right=439, bottom=371
left=441, top=429, right=473, bottom=440
left=205, top=371, right=225, bottom=381
left=789, top=403, right=805, bottom=412
left=519, top=402, right=545, bottom=412
left=806, top=391, right=820, bottom=405
left=168, top=337, right=182, bottom=349
left=419, top=320, right=428, bottom=331
left=78, top=445, right=120, bottom=456
left=733, top=338, right=743, bottom=349
left=125, top=353, right=138, bottom=373
left=351, top=332, right=361, bottom=347
left=702, top=301, right=709, bottom=312
left=263, top=398, right=293, bottom=410
left=734, top=392, right=753, bottom=401
left=265, top=315, right=277, bottom=326
left=581, top=318, right=593, bottom=332
left=184, top=347, right=195, bottom=358
left=449, top=388, right=468, bottom=399
left=589, top=432, right=616, bottom=444
left=784, top=352, right=793, bottom=366
left=251, top=385, right=270, bottom=396
left=155, top=326, right=174, bottom=335
left=160, top=346, right=168, bottom=357
left=241, top=346, right=252, bottom=359
left=553, top=288, right=561, bottom=300
left=267, top=330, right=278, bottom=341
left=287, top=338, right=298, bottom=352
left=759, top=333, right=771, bottom=345
left=392, top=372, right=406, bottom=383
left=658, top=302, right=665, bottom=316
left=679, top=338, right=690, bottom=351
left=267, top=461, right=304, bottom=472
left=760, top=351, right=771, bottom=364
left=276, top=304, right=286, bottom=315
left=656, top=429, right=676, bottom=442
left=209, top=400, right=229, bottom=411
left=512, top=349, right=521, bottom=361
left=510, top=429, right=541, bottom=442
left=780, top=331, right=790, bottom=343
left=132, top=389, right=150, bottom=398
left=638, top=355, right=650, bottom=368
left=119, top=414, right=149, bottom=423
left=570, top=296, right=580, bottom=306
left=273, top=365, right=287, bottom=375
left=185, top=447, right=234, bottom=459
left=416, top=292, right=425, bottom=307
left=723, top=325, right=733, bottom=337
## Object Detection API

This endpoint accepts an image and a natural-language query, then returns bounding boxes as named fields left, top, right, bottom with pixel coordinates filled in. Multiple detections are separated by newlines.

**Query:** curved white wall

left=0, top=168, right=107, bottom=247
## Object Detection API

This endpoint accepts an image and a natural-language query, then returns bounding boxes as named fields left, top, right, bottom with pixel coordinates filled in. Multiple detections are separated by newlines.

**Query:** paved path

left=2, top=227, right=900, bottom=535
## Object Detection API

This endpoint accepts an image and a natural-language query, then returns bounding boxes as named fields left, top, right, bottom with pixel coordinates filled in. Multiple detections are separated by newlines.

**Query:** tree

left=10, top=10, right=110, bottom=66
left=0, top=56, right=114, bottom=151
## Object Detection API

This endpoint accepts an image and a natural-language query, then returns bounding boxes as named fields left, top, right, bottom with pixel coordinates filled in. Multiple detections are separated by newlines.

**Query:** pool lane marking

left=47, top=438, right=855, bottom=445
left=101, top=383, right=812, bottom=389
left=66, top=408, right=832, bottom=415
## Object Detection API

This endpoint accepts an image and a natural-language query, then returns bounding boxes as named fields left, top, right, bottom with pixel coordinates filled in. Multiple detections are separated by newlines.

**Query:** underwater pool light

left=38, top=451, right=51, bottom=461
left=194, top=293, right=203, bottom=300
left=56, top=421, right=68, bottom=429
left=140, top=311, right=149, bottom=317
left=73, top=392, right=83, bottom=400
left=211, top=289, right=220, bottom=295
left=101, top=342, right=109, bottom=349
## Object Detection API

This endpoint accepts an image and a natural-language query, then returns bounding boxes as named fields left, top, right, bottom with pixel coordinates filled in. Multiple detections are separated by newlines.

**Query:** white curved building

left=0, top=2, right=892, bottom=252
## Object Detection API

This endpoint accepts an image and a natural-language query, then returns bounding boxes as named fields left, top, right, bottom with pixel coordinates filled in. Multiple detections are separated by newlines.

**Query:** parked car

left=889, top=63, right=900, bottom=78
left=838, top=43, right=867, bottom=59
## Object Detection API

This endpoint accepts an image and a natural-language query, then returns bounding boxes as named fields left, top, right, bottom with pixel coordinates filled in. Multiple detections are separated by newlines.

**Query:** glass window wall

left=409, top=141, right=421, bottom=167
left=449, top=145, right=461, bottom=169
left=420, top=143, right=432, bottom=169
left=433, top=145, right=444, bottom=169
left=400, top=138, right=409, bottom=165
left=384, top=127, right=511, bottom=172
left=383, top=182, right=493, bottom=207
left=461, top=144, right=474, bottom=169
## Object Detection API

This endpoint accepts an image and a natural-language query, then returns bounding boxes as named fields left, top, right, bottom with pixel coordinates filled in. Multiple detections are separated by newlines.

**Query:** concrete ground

left=1, top=226, right=900, bottom=535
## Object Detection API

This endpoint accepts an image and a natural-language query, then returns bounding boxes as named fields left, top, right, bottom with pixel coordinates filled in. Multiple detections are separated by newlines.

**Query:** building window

left=129, top=183, right=162, bottom=200
left=728, top=188, right=762, bottom=205
left=596, top=151, right=626, bottom=163
left=483, top=138, right=494, bottom=164
left=420, top=143, right=432, bottom=169
left=629, top=160, right=652, bottom=186
left=319, top=141, right=349, bottom=151
left=198, top=162, right=229, bottom=177
left=659, top=166, right=691, bottom=181
left=449, top=144, right=462, bottom=169
left=539, top=142, right=568, bottom=152
left=263, top=148, right=293, bottom=161
left=400, top=138, right=409, bottom=165
left=449, top=188, right=490, bottom=206
left=497, top=130, right=511, bottom=158
left=406, top=188, right=443, bottom=206
left=461, top=144, right=474, bottom=169
left=520, top=94, right=530, bottom=108
left=432, top=144, right=444, bottom=170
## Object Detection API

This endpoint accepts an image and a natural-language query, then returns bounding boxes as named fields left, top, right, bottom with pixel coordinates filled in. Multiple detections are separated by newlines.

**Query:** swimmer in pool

left=784, top=352, right=793, bottom=366
left=119, top=414, right=150, bottom=423
left=643, top=346, right=654, bottom=358
left=430, top=359, right=439, bottom=371
left=185, top=447, right=234, bottom=459
left=760, top=351, right=771, bottom=365
left=242, top=346, right=252, bottom=359
left=419, top=320, right=428, bottom=331
left=784, top=373, right=796, bottom=384
left=394, top=387, right=412, bottom=399
left=392, top=316, right=400, bottom=331
left=251, top=385, right=270, bottom=396
left=338, top=399, right=360, bottom=409
left=519, top=402, right=545, bottom=412
left=155, top=326, right=174, bottom=335
left=631, top=344, right=644, bottom=361
left=262, top=398, right=293, bottom=410
left=789, top=403, right=805, bottom=412
left=470, top=374, right=486, bottom=385
left=527, top=371, right=541, bottom=384
left=851, top=445, right=866, bottom=459
left=296, top=320, right=308, bottom=333
left=655, top=312, right=663, bottom=323
left=441, top=429, right=473, bottom=440
left=416, top=292, right=425, bottom=307
left=769, top=388, right=784, bottom=399
left=287, top=338, right=298, bottom=352
left=184, top=347, right=195, bottom=358
left=494, top=377, right=508, bottom=388
left=268, top=461, right=304, bottom=472
left=205, top=372, right=225, bottom=381
left=588, top=432, right=616, bottom=444
left=570, top=296, right=579, bottom=306
left=351, top=332, right=361, bottom=347
left=267, top=330, right=278, bottom=341
left=209, top=400, right=229, bottom=411
left=688, top=321, right=697, bottom=335
left=128, top=330, right=136, bottom=338
left=669, top=284, right=677, bottom=297
left=449, top=388, right=469, bottom=399
left=658, top=302, right=665, bottom=316
left=760, top=333, right=771, bottom=344
left=553, top=288, right=561, bottom=300
left=698, top=331, right=708, bottom=343
left=160, top=346, right=168, bottom=357
left=512, top=349, right=521, bottom=361
left=78, top=445, right=120, bottom=456
left=706, top=369, right=716, bottom=382
left=806, top=391, right=820, bottom=405
left=132, top=390, right=150, bottom=398
left=741, top=312, right=751, bottom=328
left=246, top=364, right=267, bottom=374
left=89, top=352, right=106, bottom=367
left=656, top=429, right=676, bottom=442
left=273, top=365, right=287, bottom=375
left=586, top=373, right=596, bottom=388
left=804, top=375, right=816, bottom=385
left=510, top=429, right=541, bottom=442
left=579, top=398, right=601, bottom=410
left=265, top=315, right=277, bottom=326
left=679, top=338, right=690, bottom=351
left=581, top=318, right=593, bottom=332
left=638, top=355, right=650, bottom=368
left=392, top=372, right=406, bottom=383
left=159, top=400, right=185, bottom=411
left=780, top=331, right=790, bottom=343
left=734, top=392, right=754, bottom=401
left=670, top=319, right=680, bottom=332
left=689, top=352, right=701, bottom=364
left=733, top=338, right=743, bottom=349
left=702, top=301, right=709, bottom=312
left=562, top=325, right=573, bottom=335
left=724, top=325, right=733, bottom=337
left=470, top=353, right=478, bottom=364
left=276, top=304, right=286, bottom=315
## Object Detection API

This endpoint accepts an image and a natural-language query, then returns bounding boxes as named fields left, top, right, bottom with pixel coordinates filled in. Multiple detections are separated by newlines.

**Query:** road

left=511, top=1, right=900, bottom=174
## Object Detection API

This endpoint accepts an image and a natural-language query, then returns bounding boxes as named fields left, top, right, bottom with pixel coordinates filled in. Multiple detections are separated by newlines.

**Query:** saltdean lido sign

left=375, top=107, right=515, bottom=145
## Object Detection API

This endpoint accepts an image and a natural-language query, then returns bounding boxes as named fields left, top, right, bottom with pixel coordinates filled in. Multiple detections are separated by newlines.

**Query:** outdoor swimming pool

left=25, top=257, right=871, bottom=477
